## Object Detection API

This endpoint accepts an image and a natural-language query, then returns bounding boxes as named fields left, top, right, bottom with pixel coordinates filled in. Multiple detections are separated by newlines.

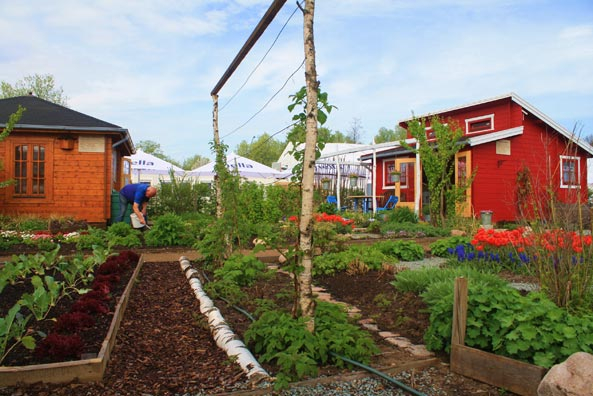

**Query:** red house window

left=560, top=156, right=580, bottom=188
left=465, top=114, right=494, bottom=134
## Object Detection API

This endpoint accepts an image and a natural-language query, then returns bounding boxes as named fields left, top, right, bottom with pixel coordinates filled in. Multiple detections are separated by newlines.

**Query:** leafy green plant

left=424, top=284, right=593, bottom=368
left=393, top=265, right=593, bottom=368
left=386, top=206, right=418, bottom=223
left=244, top=301, right=378, bottom=388
left=76, top=227, right=108, bottom=250
left=375, top=240, right=425, bottom=261
left=204, top=278, right=247, bottom=306
left=0, top=304, right=35, bottom=364
left=14, top=216, right=48, bottom=232
left=213, top=254, right=268, bottom=287
left=106, top=223, right=142, bottom=248
left=144, top=213, right=195, bottom=247
left=313, top=245, right=387, bottom=276
left=430, top=236, right=471, bottom=257
left=18, top=275, right=63, bottom=321
left=318, top=202, right=337, bottom=215
left=380, top=221, right=451, bottom=237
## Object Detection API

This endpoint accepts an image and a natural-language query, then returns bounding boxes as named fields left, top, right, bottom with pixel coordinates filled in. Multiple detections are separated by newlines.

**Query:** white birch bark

left=179, top=257, right=270, bottom=382
left=298, top=0, right=319, bottom=333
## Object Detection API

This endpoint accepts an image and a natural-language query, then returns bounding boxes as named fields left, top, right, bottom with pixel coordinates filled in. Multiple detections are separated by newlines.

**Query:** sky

left=1, top=0, right=593, bottom=170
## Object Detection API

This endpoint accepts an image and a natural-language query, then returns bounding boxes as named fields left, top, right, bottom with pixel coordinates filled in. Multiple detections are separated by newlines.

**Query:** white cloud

left=1, top=0, right=592, bottom=161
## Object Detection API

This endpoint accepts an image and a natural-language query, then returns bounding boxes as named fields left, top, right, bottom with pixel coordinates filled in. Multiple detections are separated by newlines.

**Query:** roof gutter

left=112, top=130, right=135, bottom=154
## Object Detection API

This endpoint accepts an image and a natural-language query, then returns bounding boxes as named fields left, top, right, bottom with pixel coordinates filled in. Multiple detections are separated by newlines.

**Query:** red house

left=361, top=93, right=593, bottom=222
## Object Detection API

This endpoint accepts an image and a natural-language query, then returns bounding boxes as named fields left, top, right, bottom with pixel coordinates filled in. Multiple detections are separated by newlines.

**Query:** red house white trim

left=360, top=93, right=593, bottom=222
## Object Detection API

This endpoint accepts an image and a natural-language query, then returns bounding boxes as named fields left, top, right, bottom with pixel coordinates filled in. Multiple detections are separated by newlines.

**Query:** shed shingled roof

left=0, top=95, right=123, bottom=130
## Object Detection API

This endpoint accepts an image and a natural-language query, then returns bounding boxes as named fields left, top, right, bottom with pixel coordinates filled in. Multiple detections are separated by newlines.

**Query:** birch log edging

left=179, top=256, right=271, bottom=382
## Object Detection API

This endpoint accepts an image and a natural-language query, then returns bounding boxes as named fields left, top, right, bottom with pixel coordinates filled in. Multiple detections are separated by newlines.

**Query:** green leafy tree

left=373, top=126, right=407, bottom=144
left=1, top=74, right=68, bottom=106
left=235, top=133, right=285, bottom=167
left=182, top=154, right=210, bottom=170
left=286, top=125, right=352, bottom=145
left=0, top=106, right=25, bottom=188
left=402, top=116, right=475, bottom=226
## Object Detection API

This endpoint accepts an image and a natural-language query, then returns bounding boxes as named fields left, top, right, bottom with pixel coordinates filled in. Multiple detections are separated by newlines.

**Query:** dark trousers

left=116, top=192, right=131, bottom=223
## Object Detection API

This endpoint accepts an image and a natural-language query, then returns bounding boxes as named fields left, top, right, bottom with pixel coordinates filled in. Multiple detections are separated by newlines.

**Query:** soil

left=0, top=243, right=523, bottom=395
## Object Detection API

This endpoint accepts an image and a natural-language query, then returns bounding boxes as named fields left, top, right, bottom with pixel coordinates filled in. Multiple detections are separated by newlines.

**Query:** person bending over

left=116, top=183, right=157, bottom=225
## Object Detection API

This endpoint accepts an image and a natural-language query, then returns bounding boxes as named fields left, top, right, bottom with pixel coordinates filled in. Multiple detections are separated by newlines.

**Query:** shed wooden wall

left=0, top=132, right=115, bottom=225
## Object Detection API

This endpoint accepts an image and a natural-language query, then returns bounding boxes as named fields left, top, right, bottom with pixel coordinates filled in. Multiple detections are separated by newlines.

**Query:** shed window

left=14, top=144, right=46, bottom=196
left=465, top=114, right=494, bottom=134
left=560, top=156, right=580, bottom=188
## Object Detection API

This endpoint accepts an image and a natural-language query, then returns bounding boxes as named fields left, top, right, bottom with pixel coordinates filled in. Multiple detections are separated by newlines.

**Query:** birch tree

left=297, top=0, right=319, bottom=332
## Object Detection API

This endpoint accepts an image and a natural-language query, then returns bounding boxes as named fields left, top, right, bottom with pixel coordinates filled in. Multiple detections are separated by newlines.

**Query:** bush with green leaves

left=144, top=213, right=195, bottom=247
left=392, top=266, right=593, bottom=368
left=204, top=278, right=247, bottom=306
left=106, top=223, right=142, bottom=248
left=313, top=244, right=388, bottom=276
left=213, top=254, right=268, bottom=287
left=317, top=202, right=337, bottom=215
left=385, top=206, right=418, bottom=223
left=380, top=221, right=450, bottom=237
left=429, top=236, right=471, bottom=257
left=76, top=227, right=108, bottom=250
left=244, top=301, right=379, bottom=388
left=374, top=240, right=424, bottom=261
left=151, top=173, right=215, bottom=216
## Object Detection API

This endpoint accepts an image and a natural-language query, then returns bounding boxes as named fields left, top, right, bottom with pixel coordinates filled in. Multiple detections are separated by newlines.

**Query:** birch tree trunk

left=298, top=0, right=318, bottom=332
left=211, top=94, right=223, bottom=220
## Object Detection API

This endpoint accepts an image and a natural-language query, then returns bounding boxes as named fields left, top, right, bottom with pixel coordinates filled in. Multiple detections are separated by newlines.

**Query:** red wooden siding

left=386, top=96, right=591, bottom=222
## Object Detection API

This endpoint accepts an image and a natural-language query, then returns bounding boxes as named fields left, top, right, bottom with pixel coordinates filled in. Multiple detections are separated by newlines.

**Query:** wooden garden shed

left=361, top=93, right=593, bottom=222
left=0, top=95, right=134, bottom=226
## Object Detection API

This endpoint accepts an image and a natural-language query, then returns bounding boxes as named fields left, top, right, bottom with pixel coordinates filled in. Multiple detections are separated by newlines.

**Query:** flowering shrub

left=448, top=227, right=593, bottom=310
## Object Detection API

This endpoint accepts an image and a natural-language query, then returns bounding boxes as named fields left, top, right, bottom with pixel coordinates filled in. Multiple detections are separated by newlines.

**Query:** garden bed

left=1, top=241, right=538, bottom=395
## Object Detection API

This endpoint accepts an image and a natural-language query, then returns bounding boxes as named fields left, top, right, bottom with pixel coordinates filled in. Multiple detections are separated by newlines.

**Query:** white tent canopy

left=127, top=149, right=186, bottom=184
left=129, top=149, right=184, bottom=175
left=189, top=153, right=285, bottom=183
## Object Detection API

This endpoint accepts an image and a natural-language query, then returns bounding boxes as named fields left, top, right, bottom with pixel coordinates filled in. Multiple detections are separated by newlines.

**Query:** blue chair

left=376, top=195, right=398, bottom=211
left=327, top=195, right=347, bottom=211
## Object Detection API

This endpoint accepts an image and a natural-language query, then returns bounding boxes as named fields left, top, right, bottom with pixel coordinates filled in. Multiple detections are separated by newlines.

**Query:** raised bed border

left=450, top=277, right=547, bottom=396
left=0, top=255, right=145, bottom=386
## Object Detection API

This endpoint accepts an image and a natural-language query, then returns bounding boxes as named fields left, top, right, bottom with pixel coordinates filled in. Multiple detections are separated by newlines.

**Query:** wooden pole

left=451, top=277, right=468, bottom=347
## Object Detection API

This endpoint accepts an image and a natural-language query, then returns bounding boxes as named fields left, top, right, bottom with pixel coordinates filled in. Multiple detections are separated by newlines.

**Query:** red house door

left=455, top=151, right=472, bottom=217
left=395, top=158, right=415, bottom=210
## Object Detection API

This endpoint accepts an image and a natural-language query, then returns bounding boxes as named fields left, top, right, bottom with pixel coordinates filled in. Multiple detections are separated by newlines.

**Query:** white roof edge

left=467, top=126, right=524, bottom=146
left=398, top=92, right=593, bottom=156
left=397, top=92, right=516, bottom=124
left=317, top=138, right=417, bottom=160
left=510, top=93, right=593, bottom=156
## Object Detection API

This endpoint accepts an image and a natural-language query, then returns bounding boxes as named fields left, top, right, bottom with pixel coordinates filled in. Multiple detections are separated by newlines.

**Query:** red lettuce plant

left=53, top=312, right=95, bottom=333
left=34, top=333, right=83, bottom=362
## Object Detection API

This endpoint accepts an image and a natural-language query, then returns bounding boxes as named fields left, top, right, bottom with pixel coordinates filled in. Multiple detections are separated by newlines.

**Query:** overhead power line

left=220, top=4, right=300, bottom=112
left=211, top=0, right=288, bottom=96
left=221, top=58, right=305, bottom=140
